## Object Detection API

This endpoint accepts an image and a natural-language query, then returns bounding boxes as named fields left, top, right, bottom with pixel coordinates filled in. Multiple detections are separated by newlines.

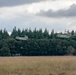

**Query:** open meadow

left=0, top=56, right=76, bottom=75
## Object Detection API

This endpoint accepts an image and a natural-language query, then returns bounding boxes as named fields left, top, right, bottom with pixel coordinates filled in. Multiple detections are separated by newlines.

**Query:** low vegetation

left=0, top=56, right=76, bottom=75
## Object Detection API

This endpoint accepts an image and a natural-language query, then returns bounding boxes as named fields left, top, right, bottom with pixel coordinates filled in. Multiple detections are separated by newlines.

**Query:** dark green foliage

left=43, top=28, right=49, bottom=38
left=3, top=29, right=9, bottom=39
left=71, top=30, right=74, bottom=36
left=0, top=30, right=3, bottom=40
left=11, top=27, right=51, bottom=39
left=70, top=35, right=76, bottom=40
left=0, top=27, right=76, bottom=56
left=0, top=29, right=9, bottom=40
left=0, top=46, right=10, bottom=56
left=7, top=38, right=18, bottom=56
left=11, top=27, right=18, bottom=38
left=50, top=29, right=55, bottom=39
left=67, top=46, right=75, bottom=55
left=0, top=38, right=76, bottom=56
left=17, top=39, right=76, bottom=56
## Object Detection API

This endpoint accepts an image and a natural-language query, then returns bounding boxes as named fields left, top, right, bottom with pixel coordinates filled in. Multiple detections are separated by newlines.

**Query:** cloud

left=0, top=0, right=76, bottom=33
left=0, top=13, right=74, bottom=33
left=0, top=0, right=48, bottom=7
left=37, top=4, right=76, bottom=18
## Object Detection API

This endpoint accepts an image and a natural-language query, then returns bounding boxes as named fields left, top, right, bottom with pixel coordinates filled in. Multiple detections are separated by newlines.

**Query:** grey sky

left=0, top=0, right=46, bottom=7
left=0, top=0, right=76, bottom=32
left=38, top=4, right=76, bottom=17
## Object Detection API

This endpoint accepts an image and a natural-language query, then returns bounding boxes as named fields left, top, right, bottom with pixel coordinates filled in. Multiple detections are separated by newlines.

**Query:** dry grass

left=0, top=56, right=76, bottom=75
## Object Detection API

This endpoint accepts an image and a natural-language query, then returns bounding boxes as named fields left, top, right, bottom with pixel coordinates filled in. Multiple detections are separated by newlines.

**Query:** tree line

left=0, top=27, right=76, bottom=56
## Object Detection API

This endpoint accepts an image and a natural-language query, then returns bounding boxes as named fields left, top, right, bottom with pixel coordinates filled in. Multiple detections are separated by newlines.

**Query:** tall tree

left=71, top=30, right=74, bottom=36
left=7, top=38, right=17, bottom=56
left=17, top=28, right=21, bottom=36
left=38, top=29, right=44, bottom=39
left=50, top=29, right=55, bottom=39
left=11, top=27, right=18, bottom=38
left=33, top=28, right=38, bottom=39
left=0, top=30, right=3, bottom=40
left=43, top=28, right=49, bottom=38
left=28, top=28, right=33, bottom=38
left=3, top=28, right=9, bottom=39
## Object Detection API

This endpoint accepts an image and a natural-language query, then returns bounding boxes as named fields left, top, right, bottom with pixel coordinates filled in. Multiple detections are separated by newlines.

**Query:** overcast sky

left=0, top=0, right=76, bottom=33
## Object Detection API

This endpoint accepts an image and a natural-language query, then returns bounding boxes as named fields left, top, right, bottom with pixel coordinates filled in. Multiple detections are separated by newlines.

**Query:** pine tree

left=43, top=28, right=49, bottom=38
left=3, top=28, right=9, bottom=39
left=50, top=29, right=54, bottom=39
left=11, top=27, right=18, bottom=38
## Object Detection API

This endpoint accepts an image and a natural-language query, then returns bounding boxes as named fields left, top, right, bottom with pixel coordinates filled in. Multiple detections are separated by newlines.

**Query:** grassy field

left=0, top=56, right=76, bottom=75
